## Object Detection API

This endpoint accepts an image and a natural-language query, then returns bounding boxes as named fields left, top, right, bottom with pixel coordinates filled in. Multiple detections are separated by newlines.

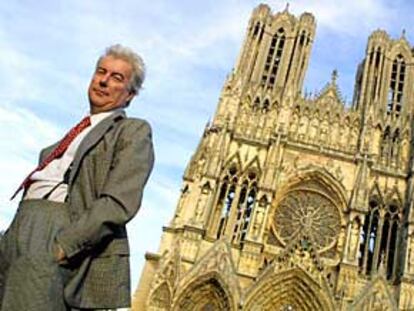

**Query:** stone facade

left=133, top=4, right=414, bottom=310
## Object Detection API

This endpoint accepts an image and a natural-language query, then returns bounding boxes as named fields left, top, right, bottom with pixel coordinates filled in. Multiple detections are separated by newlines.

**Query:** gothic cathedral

left=133, top=4, right=414, bottom=310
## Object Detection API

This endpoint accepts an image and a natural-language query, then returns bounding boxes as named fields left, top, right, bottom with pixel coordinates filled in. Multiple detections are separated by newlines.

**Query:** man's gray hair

left=98, top=44, right=146, bottom=94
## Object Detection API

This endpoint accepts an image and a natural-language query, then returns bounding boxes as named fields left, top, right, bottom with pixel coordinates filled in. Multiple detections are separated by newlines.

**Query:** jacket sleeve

left=56, top=120, right=155, bottom=259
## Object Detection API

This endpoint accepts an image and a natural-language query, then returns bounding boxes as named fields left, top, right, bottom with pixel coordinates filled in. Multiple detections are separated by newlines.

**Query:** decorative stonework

left=171, top=240, right=240, bottom=311
left=243, top=238, right=336, bottom=311
left=174, top=278, right=232, bottom=311
left=134, top=3, right=414, bottom=311
left=350, top=274, right=398, bottom=310
left=273, top=190, right=341, bottom=252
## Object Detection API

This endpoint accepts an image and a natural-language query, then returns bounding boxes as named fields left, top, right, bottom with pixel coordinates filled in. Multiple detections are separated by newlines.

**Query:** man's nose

left=99, top=74, right=110, bottom=87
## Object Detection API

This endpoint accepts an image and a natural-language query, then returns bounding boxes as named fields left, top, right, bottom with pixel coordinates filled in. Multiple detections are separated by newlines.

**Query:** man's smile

left=93, top=88, right=109, bottom=96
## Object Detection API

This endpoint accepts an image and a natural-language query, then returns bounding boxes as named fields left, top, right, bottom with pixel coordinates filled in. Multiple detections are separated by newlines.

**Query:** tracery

left=273, top=190, right=341, bottom=251
left=359, top=197, right=402, bottom=280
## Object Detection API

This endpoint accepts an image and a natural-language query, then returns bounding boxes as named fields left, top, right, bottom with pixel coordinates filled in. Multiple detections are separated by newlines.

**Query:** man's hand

left=54, top=243, right=66, bottom=263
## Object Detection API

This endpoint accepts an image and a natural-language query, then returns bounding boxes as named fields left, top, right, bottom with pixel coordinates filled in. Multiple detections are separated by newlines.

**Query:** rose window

left=273, top=190, right=341, bottom=251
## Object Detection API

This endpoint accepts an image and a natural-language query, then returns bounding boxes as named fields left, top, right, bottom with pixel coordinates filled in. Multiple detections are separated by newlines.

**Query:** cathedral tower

left=133, top=4, right=414, bottom=310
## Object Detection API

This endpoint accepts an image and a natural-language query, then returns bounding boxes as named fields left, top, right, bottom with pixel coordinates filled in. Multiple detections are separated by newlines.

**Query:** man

left=0, top=45, right=154, bottom=310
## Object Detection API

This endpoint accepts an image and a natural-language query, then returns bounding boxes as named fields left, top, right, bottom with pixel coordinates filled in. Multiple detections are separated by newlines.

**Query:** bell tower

left=234, top=4, right=315, bottom=96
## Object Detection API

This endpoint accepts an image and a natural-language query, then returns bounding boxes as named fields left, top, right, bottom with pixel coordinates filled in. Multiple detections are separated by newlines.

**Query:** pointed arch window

left=232, top=171, right=258, bottom=243
left=370, top=47, right=382, bottom=101
left=262, top=99, right=270, bottom=113
left=252, top=22, right=260, bottom=37
left=299, top=30, right=308, bottom=46
left=216, top=167, right=238, bottom=239
left=251, top=21, right=264, bottom=42
left=251, top=98, right=270, bottom=114
left=359, top=198, right=402, bottom=280
left=384, top=203, right=400, bottom=279
left=368, top=47, right=382, bottom=67
left=387, top=55, right=405, bottom=116
left=297, top=31, right=309, bottom=76
left=252, top=97, right=260, bottom=112
left=359, top=199, right=379, bottom=276
left=262, top=28, right=285, bottom=88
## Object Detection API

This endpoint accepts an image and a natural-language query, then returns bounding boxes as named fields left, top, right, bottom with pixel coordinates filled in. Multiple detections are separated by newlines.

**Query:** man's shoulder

left=111, top=117, right=153, bottom=144
left=119, top=117, right=152, bottom=133
left=123, top=116, right=151, bottom=126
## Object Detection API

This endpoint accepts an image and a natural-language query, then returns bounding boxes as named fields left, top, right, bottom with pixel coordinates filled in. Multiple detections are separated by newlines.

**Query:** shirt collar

left=89, top=108, right=124, bottom=127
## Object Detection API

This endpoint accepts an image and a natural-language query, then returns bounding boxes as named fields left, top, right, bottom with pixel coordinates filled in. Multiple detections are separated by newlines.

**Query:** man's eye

left=112, top=75, right=124, bottom=82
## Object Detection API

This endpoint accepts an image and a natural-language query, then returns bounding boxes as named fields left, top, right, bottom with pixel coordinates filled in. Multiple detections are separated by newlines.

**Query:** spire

left=331, top=69, right=338, bottom=85
left=284, top=2, right=290, bottom=12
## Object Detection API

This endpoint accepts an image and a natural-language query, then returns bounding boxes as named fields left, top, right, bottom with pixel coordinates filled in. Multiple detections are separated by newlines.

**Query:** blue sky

left=0, top=0, right=413, bottom=292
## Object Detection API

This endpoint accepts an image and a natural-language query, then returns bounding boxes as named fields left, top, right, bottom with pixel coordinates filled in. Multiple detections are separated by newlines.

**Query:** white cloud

left=285, top=0, right=392, bottom=35
left=0, top=105, right=62, bottom=224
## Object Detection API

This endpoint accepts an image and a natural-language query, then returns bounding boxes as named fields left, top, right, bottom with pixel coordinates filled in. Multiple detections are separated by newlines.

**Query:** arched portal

left=173, top=277, right=234, bottom=311
left=244, top=268, right=334, bottom=311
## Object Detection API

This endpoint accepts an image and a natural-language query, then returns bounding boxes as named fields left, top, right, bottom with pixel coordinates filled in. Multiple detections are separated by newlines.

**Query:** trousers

left=0, top=199, right=71, bottom=311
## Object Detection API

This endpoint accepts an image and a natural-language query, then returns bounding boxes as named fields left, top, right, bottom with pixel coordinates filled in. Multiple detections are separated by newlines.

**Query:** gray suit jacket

left=39, top=110, right=154, bottom=309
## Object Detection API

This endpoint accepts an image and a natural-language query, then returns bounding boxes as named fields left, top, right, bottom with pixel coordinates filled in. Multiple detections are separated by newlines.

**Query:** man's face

left=88, top=55, right=135, bottom=114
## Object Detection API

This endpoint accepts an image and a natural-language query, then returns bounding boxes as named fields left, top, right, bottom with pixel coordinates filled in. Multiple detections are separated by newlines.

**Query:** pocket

left=17, top=206, right=68, bottom=256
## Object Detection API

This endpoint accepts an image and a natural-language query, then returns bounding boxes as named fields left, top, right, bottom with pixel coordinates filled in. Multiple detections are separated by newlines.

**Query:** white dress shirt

left=24, top=110, right=118, bottom=202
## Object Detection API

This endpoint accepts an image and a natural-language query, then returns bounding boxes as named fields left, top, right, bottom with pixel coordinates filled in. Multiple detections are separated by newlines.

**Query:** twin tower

left=134, top=4, right=414, bottom=310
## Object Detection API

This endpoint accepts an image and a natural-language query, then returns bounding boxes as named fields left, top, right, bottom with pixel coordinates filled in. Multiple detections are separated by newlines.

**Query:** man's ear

left=125, top=89, right=136, bottom=107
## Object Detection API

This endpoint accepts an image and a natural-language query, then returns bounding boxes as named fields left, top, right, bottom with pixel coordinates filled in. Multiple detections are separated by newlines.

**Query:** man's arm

left=56, top=120, right=154, bottom=260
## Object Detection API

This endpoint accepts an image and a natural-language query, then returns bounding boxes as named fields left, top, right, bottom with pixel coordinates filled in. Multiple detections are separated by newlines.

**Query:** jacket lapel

left=68, top=110, right=126, bottom=185
left=40, top=141, right=60, bottom=163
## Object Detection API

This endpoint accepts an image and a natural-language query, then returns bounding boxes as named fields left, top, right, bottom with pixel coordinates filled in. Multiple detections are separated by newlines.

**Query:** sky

left=0, top=0, right=413, bottom=293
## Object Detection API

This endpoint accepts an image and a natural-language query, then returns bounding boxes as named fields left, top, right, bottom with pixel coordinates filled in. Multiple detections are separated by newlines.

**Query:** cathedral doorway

left=243, top=268, right=334, bottom=311
left=173, top=277, right=234, bottom=311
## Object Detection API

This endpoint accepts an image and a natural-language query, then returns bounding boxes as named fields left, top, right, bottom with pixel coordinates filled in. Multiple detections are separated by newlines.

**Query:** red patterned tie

left=11, top=116, right=91, bottom=200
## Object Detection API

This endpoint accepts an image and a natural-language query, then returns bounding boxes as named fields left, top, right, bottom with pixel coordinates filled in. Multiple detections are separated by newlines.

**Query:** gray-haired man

left=0, top=45, right=154, bottom=310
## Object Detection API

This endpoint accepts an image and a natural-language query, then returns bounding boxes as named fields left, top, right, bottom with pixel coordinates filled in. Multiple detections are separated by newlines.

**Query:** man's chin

left=90, top=99, right=108, bottom=108
left=90, top=103, right=108, bottom=114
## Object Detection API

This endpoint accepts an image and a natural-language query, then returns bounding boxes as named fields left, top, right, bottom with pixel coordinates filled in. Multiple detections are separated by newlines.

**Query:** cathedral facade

left=133, top=4, right=414, bottom=310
